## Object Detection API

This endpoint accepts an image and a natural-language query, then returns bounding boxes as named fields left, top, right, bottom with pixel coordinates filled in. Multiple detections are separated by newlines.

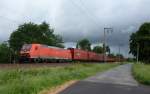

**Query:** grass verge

left=132, top=63, right=150, bottom=85
left=0, top=63, right=118, bottom=94
left=39, top=80, right=78, bottom=94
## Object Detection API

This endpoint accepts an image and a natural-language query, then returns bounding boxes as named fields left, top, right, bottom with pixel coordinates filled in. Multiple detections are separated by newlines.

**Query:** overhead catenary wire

left=78, top=0, right=101, bottom=26
left=0, top=7, right=32, bottom=25
left=0, top=14, right=24, bottom=32
left=0, top=7, right=46, bottom=25
left=0, top=15, right=21, bottom=24
left=0, top=7, right=37, bottom=23
left=1, top=0, right=101, bottom=27
left=69, top=0, right=101, bottom=27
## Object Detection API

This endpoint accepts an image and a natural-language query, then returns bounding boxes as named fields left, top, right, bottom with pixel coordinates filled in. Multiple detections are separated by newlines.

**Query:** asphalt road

left=60, top=64, right=150, bottom=94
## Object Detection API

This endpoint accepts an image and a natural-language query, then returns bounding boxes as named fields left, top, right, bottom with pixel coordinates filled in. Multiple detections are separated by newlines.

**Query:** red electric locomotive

left=20, top=44, right=72, bottom=63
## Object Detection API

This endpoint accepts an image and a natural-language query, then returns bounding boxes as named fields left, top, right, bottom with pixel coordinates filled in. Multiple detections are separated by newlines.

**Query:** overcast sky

left=0, top=0, right=150, bottom=57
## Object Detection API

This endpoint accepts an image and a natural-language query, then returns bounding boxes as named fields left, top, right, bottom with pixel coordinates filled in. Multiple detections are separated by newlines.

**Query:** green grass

left=132, top=63, right=150, bottom=85
left=0, top=63, right=118, bottom=94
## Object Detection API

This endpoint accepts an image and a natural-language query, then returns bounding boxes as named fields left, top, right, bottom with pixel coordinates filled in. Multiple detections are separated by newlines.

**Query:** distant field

left=0, top=63, right=118, bottom=94
left=132, top=63, right=150, bottom=85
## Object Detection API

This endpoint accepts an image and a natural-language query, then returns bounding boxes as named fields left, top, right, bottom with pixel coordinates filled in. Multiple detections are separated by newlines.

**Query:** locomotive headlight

left=20, top=51, right=30, bottom=57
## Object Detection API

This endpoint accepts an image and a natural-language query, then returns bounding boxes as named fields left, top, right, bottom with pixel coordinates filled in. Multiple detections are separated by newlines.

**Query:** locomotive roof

left=40, top=44, right=65, bottom=49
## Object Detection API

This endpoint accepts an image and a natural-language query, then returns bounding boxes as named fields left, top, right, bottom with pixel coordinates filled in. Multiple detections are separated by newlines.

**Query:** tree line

left=0, top=22, right=64, bottom=63
left=129, top=22, right=150, bottom=63
left=0, top=22, right=149, bottom=63
left=76, top=38, right=110, bottom=54
left=0, top=22, right=122, bottom=63
left=76, top=38, right=124, bottom=59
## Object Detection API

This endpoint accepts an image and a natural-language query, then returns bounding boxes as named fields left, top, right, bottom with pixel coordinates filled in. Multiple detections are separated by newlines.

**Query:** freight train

left=19, top=43, right=116, bottom=63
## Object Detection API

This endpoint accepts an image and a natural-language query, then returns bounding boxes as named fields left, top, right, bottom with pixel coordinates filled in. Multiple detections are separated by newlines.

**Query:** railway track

left=0, top=63, right=72, bottom=69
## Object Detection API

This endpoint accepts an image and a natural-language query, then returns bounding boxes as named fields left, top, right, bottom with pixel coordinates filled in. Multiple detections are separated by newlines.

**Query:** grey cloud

left=0, top=0, right=150, bottom=57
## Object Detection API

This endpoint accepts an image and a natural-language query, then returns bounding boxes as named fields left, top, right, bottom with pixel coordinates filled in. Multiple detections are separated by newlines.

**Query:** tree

left=9, top=22, right=64, bottom=52
left=129, top=22, right=150, bottom=63
left=0, top=43, right=11, bottom=63
left=116, top=54, right=124, bottom=59
left=76, top=38, right=91, bottom=51
left=93, top=44, right=110, bottom=54
left=105, top=45, right=110, bottom=54
left=92, top=46, right=103, bottom=53
left=108, top=53, right=116, bottom=58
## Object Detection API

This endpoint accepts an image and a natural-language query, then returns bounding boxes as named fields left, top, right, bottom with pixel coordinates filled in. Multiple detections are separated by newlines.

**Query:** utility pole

left=103, top=28, right=113, bottom=63
left=137, top=43, right=139, bottom=63
left=118, top=44, right=120, bottom=62
left=118, top=43, right=123, bottom=62
left=4, top=40, right=12, bottom=63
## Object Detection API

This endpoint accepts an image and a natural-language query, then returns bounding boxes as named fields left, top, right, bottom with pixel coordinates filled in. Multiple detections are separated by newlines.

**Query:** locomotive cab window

left=21, top=44, right=32, bottom=51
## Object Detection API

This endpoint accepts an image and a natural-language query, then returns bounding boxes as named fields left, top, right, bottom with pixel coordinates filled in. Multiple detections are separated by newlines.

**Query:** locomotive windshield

left=21, top=44, right=32, bottom=51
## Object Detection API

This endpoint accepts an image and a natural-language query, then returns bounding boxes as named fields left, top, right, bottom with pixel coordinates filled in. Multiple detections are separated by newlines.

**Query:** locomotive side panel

left=20, top=44, right=72, bottom=63
left=36, top=45, right=72, bottom=62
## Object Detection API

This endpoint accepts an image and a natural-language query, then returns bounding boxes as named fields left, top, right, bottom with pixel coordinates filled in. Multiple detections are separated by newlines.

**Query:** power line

left=0, top=7, right=46, bottom=24
left=0, top=15, right=21, bottom=24
left=1, top=7, right=31, bottom=22
left=79, top=0, right=100, bottom=26
left=0, top=15, right=22, bottom=31
left=69, top=0, right=100, bottom=27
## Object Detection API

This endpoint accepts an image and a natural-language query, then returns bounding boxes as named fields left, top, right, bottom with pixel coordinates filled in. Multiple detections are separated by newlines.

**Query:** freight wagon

left=69, top=48, right=88, bottom=61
